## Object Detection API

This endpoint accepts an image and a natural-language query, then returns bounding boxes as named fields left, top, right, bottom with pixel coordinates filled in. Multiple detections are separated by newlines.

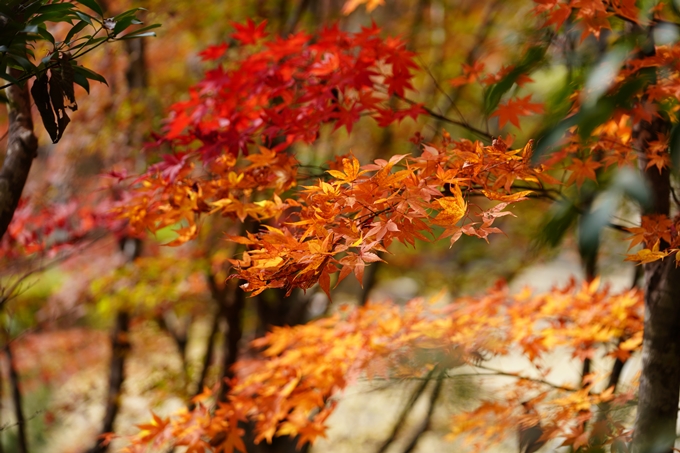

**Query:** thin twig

left=400, top=372, right=444, bottom=453
left=376, top=367, right=436, bottom=453
left=398, top=94, right=493, bottom=141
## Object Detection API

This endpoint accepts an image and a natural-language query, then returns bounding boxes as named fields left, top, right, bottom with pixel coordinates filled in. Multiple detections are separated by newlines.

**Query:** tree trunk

left=631, top=258, right=680, bottom=453
left=0, top=69, right=38, bottom=239
left=5, top=342, right=28, bottom=453
left=631, top=109, right=680, bottom=452
left=88, top=310, right=130, bottom=453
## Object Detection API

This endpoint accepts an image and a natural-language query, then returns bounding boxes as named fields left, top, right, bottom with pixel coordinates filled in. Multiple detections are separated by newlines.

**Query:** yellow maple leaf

left=625, top=241, right=670, bottom=264
left=433, top=185, right=467, bottom=226
left=482, top=190, right=533, bottom=202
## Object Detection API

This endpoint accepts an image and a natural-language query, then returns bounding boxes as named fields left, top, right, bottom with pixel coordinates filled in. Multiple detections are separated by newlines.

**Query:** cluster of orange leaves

left=125, top=278, right=642, bottom=452
left=226, top=137, right=553, bottom=298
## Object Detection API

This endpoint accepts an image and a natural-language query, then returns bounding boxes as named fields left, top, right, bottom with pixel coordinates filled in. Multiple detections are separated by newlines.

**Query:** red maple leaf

left=231, top=19, right=268, bottom=45
left=198, top=42, right=228, bottom=61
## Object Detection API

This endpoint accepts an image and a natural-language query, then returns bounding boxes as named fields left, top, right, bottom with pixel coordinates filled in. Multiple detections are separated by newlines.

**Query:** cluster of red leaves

left=227, top=138, right=555, bottom=298
left=117, top=23, right=427, bottom=244
left=159, top=21, right=422, bottom=159
left=0, top=198, right=115, bottom=259
left=126, top=278, right=642, bottom=452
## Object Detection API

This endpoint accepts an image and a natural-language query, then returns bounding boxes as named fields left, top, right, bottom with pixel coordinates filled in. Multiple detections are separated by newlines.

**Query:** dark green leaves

left=74, top=0, right=104, bottom=18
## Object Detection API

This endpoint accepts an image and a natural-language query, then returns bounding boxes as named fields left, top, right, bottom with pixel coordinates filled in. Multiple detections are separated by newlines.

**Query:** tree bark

left=0, top=68, right=38, bottom=240
left=631, top=109, right=680, bottom=452
left=631, top=257, right=680, bottom=453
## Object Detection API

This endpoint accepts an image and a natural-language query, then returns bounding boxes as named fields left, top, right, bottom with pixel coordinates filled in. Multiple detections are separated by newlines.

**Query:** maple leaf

left=544, top=3, right=572, bottom=30
left=231, top=19, right=268, bottom=45
left=625, top=241, right=670, bottom=264
left=491, top=95, right=544, bottom=129
left=566, top=157, right=602, bottom=186
left=449, top=62, right=485, bottom=87
left=432, top=185, right=467, bottom=226
left=326, top=155, right=366, bottom=184
left=198, top=43, right=228, bottom=61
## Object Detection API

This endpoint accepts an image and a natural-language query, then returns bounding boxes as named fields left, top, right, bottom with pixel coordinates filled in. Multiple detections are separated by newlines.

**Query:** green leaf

left=64, top=20, right=89, bottom=45
left=118, top=23, right=161, bottom=37
left=532, top=115, right=578, bottom=165
left=72, top=70, right=90, bottom=93
left=118, top=31, right=156, bottom=40
left=113, top=15, right=142, bottom=35
left=7, top=54, right=36, bottom=73
left=0, top=68, right=19, bottom=85
left=74, top=0, right=104, bottom=17
left=538, top=200, right=579, bottom=248
left=73, top=65, right=107, bottom=85
left=37, top=3, right=76, bottom=14
left=611, top=166, right=651, bottom=210
left=74, top=11, right=93, bottom=25
left=36, top=26, right=56, bottom=45
left=21, top=24, right=40, bottom=35
left=113, top=8, right=146, bottom=21
left=578, top=191, right=619, bottom=265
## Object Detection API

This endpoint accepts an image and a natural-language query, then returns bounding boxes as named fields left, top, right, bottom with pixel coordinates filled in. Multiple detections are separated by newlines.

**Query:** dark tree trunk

left=88, top=310, right=131, bottom=453
left=0, top=69, right=38, bottom=240
left=631, top=109, right=680, bottom=452
left=217, top=284, right=245, bottom=402
left=5, top=342, right=27, bottom=453
left=631, top=257, right=680, bottom=453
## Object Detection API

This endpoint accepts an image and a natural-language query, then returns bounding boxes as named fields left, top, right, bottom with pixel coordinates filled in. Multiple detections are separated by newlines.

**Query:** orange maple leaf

left=566, top=157, right=602, bottom=186
left=491, top=95, right=544, bottom=129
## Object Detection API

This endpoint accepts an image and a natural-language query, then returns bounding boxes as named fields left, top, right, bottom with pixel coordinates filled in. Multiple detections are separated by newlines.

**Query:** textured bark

left=631, top=258, right=680, bottom=453
left=0, top=68, right=38, bottom=240
left=631, top=111, right=680, bottom=453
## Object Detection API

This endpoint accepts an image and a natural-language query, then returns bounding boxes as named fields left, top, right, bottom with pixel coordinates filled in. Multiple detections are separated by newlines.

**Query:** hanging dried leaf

left=30, top=72, right=59, bottom=143
left=59, top=53, right=77, bottom=110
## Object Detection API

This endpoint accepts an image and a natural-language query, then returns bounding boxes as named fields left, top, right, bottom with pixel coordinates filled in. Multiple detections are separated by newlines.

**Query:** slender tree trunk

left=89, top=310, right=130, bottom=453
left=217, top=284, right=245, bottom=402
left=5, top=342, right=27, bottom=453
left=190, top=309, right=220, bottom=405
left=0, top=69, right=38, bottom=240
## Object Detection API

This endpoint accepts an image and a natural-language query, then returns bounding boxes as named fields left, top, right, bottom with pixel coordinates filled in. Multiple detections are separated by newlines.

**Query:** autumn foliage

left=112, top=1, right=680, bottom=449
left=5, top=0, right=680, bottom=452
